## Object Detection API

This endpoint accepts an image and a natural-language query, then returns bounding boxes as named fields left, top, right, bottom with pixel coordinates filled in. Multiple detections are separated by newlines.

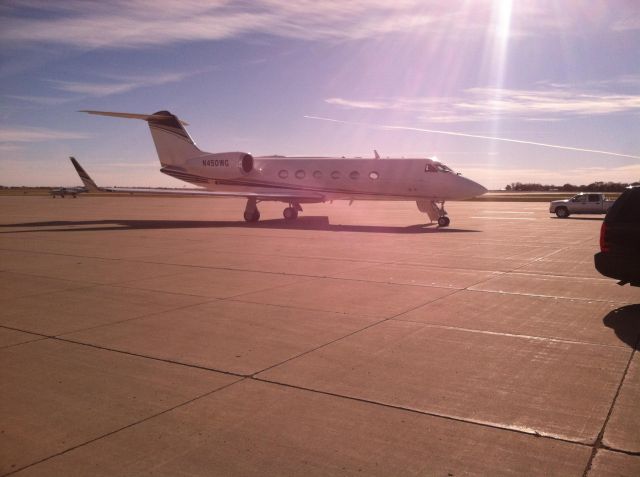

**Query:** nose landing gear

left=437, top=215, right=450, bottom=227
left=416, top=199, right=450, bottom=227
left=283, top=202, right=302, bottom=220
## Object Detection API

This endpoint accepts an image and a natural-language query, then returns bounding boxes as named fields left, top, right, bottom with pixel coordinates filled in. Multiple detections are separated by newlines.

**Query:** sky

left=1, top=0, right=639, bottom=190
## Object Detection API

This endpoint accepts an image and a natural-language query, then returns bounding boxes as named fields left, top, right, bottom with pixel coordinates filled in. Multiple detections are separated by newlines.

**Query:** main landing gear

left=244, top=198, right=260, bottom=222
left=243, top=199, right=303, bottom=223
left=416, top=199, right=450, bottom=227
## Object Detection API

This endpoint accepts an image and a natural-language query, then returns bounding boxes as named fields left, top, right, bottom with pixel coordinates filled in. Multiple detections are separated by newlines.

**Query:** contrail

left=303, top=115, right=640, bottom=160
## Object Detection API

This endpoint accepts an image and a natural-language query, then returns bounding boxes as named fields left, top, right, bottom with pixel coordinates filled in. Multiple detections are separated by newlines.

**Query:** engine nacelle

left=239, top=153, right=253, bottom=173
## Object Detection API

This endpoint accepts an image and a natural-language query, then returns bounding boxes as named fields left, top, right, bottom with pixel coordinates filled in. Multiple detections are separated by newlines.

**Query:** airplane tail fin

left=80, top=110, right=202, bottom=167
left=70, top=157, right=100, bottom=192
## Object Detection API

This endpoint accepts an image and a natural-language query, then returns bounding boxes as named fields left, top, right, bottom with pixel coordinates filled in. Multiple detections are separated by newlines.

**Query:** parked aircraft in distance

left=50, top=185, right=87, bottom=198
left=78, top=110, right=487, bottom=226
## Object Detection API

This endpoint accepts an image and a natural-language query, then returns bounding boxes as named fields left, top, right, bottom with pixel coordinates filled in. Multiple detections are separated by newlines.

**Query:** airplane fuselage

left=162, top=155, right=485, bottom=203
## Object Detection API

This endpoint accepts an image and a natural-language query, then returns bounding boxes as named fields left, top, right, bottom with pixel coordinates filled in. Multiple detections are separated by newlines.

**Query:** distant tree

left=505, top=181, right=631, bottom=192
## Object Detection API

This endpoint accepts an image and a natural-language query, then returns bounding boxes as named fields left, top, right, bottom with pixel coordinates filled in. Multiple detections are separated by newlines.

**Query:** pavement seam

left=1, top=377, right=246, bottom=477
left=246, top=297, right=445, bottom=378
left=251, top=376, right=595, bottom=449
left=51, top=336, right=247, bottom=378
left=52, top=297, right=220, bottom=337
left=0, top=245, right=389, bottom=269
left=0, top=334, right=49, bottom=350
left=0, top=271, right=99, bottom=299
left=582, top=336, right=638, bottom=477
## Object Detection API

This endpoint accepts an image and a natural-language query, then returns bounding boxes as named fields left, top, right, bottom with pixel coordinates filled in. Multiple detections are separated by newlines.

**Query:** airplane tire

left=283, top=207, right=298, bottom=220
left=244, top=210, right=260, bottom=222
left=555, top=207, right=569, bottom=218
left=438, top=216, right=450, bottom=227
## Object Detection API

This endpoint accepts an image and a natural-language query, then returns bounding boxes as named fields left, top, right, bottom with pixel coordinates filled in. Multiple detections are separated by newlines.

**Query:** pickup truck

left=549, top=193, right=615, bottom=218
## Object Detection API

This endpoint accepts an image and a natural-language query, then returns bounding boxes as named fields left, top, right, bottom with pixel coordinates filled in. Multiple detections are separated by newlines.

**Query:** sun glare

left=486, top=0, right=514, bottom=160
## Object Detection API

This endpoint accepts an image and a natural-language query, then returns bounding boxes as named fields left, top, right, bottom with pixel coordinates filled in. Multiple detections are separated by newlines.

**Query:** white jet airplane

left=77, top=110, right=487, bottom=226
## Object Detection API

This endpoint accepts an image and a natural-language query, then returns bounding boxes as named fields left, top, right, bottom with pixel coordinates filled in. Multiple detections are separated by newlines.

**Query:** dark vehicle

left=594, top=185, right=640, bottom=286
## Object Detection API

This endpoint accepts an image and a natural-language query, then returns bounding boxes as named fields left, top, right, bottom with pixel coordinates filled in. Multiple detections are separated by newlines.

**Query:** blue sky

left=1, top=0, right=639, bottom=189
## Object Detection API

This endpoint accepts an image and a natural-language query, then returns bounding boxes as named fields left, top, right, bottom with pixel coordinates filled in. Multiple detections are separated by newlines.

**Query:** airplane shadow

left=0, top=216, right=480, bottom=235
left=603, top=304, right=640, bottom=350
left=549, top=217, right=604, bottom=221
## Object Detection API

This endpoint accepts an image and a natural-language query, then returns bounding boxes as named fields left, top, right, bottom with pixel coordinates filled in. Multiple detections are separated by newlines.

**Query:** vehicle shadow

left=0, top=217, right=480, bottom=234
left=603, top=304, right=640, bottom=350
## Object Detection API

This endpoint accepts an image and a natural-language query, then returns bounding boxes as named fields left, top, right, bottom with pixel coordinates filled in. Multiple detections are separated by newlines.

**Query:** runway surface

left=1, top=196, right=639, bottom=476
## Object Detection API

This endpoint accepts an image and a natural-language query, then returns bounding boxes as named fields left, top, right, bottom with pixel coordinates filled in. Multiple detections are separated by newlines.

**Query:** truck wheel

left=555, top=207, right=569, bottom=218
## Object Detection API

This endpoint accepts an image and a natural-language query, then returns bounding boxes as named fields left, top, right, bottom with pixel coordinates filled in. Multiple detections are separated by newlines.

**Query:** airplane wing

left=68, top=157, right=324, bottom=203
left=97, top=186, right=325, bottom=202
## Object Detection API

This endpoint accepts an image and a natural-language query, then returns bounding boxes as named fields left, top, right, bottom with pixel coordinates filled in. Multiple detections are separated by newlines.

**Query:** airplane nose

left=460, top=176, right=487, bottom=198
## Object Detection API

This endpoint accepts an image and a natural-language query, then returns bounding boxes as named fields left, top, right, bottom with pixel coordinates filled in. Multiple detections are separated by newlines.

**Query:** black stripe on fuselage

left=149, top=124, right=193, bottom=144
left=211, top=177, right=427, bottom=199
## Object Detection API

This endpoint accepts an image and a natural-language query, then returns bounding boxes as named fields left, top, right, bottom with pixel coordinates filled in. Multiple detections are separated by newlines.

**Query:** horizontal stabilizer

left=80, top=110, right=189, bottom=126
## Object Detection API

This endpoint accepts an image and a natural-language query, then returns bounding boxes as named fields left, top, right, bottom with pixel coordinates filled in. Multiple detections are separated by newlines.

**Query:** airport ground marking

left=384, top=321, right=631, bottom=350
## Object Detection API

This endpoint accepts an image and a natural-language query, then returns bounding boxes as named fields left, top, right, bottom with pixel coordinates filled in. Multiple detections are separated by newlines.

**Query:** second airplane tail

left=70, top=156, right=100, bottom=191
left=80, top=110, right=202, bottom=167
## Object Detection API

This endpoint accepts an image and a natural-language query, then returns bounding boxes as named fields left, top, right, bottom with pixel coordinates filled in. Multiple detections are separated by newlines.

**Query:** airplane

left=49, top=185, right=87, bottom=198
left=75, top=110, right=487, bottom=226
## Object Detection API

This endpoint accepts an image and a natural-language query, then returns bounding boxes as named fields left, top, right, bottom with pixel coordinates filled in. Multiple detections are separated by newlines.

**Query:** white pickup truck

left=549, top=192, right=615, bottom=218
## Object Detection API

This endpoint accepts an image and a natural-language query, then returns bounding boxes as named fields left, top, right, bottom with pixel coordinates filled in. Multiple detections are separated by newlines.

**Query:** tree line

left=505, top=181, right=639, bottom=192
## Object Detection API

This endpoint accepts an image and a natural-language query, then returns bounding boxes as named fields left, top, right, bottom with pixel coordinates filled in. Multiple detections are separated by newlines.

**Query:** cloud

left=0, top=1, right=437, bottom=49
left=45, top=71, right=194, bottom=97
left=7, top=0, right=629, bottom=50
left=611, top=14, right=640, bottom=31
left=5, top=94, right=73, bottom=105
left=324, top=80, right=640, bottom=123
left=0, top=127, right=90, bottom=143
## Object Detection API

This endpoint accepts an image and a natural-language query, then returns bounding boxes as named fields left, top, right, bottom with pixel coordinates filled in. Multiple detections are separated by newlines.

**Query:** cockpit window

left=425, top=162, right=453, bottom=173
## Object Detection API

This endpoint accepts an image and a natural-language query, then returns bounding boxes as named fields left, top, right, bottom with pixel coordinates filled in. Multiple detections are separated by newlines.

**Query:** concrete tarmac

left=1, top=196, right=638, bottom=476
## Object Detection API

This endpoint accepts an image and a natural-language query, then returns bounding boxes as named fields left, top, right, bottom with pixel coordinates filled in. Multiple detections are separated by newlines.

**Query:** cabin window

left=295, top=170, right=306, bottom=179
left=278, top=170, right=289, bottom=179
left=313, top=170, right=323, bottom=179
left=369, top=171, right=379, bottom=180
left=331, top=171, right=341, bottom=179
left=425, top=164, right=437, bottom=173
left=349, top=171, right=360, bottom=180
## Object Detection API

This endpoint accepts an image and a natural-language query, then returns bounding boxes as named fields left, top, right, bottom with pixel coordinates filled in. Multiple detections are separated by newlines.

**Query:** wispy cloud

left=0, top=127, right=90, bottom=143
left=324, top=80, right=640, bottom=123
left=4, top=0, right=631, bottom=50
left=304, top=115, right=640, bottom=160
left=5, top=94, right=72, bottom=105
left=0, top=1, right=435, bottom=48
left=611, top=14, right=640, bottom=32
left=45, top=71, right=194, bottom=97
